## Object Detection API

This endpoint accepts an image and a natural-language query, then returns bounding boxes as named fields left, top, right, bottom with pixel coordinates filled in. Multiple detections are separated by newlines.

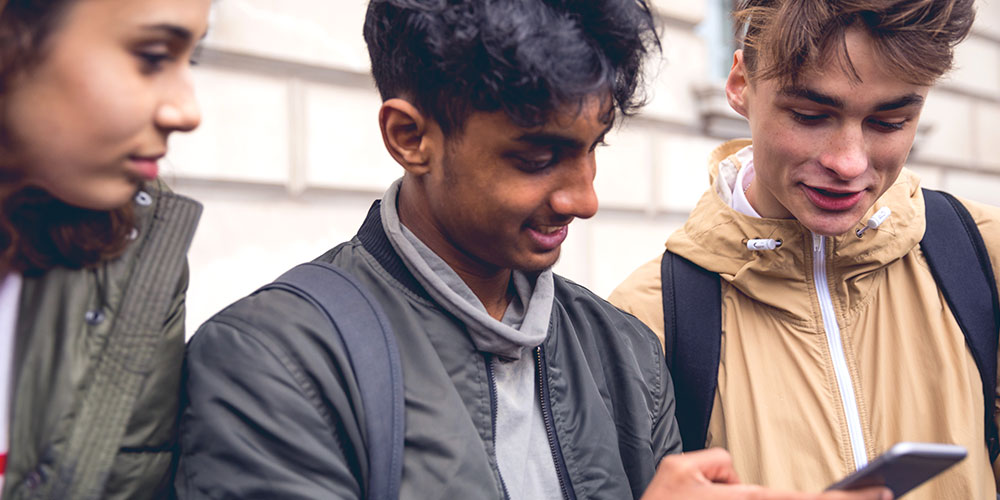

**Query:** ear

left=725, top=50, right=751, bottom=119
left=378, top=98, right=439, bottom=176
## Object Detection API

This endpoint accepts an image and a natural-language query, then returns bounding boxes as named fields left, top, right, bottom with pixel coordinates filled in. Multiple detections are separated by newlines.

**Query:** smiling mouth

left=533, top=225, right=564, bottom=235
left=812, top=187, right=857, bottom=197
left=526, top=223, right=569, bottom=251
left=802, top=185, right=865, bottom=211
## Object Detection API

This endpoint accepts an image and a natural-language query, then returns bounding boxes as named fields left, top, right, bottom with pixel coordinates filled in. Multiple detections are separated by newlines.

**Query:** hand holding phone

left=826, top=442, right=966, bottom=498
left=641, top=448, right=892, bottom=500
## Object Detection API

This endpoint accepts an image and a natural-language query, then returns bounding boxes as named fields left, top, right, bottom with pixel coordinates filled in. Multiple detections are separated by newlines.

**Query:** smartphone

left=826, top=442, right=966, bottom=497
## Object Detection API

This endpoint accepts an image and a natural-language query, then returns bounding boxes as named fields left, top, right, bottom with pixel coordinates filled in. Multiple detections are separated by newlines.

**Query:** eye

left=867, top=118, right=909, bottom=132
left=513, top=152, right=558, bottom=172
left=790, top=110, right=828, bottom=125
left=589, top=139, right=610, bottom=153
left=136, top=50, right=171, bottom=73
left=189, top=44, right=205, bottom=66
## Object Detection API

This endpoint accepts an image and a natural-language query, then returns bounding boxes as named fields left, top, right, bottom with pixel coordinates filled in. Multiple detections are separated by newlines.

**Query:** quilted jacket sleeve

left=175, top=291, right=365, bottom=499
left=99, top=264, right=189, bottom=500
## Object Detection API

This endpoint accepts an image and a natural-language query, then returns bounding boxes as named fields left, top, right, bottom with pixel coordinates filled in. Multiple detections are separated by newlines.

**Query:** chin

left=40, top=177, right=140, bottom=212
left=802, top=215, right=861, bottom=237
left=514, top=250, right=561, bottom=273
left=65, top=187, right=138, bottom=211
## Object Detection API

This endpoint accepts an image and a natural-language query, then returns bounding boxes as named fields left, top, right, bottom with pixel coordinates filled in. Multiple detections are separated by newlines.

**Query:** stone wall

left=168, top=0, right=1000, bottom=335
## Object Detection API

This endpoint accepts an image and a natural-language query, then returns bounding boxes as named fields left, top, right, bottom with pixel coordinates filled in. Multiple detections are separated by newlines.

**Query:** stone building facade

left=167, top=0, right=1000, bottom=335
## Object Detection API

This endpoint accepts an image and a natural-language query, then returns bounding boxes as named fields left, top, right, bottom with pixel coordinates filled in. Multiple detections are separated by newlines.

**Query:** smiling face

left=726, top=27, right=930, bottom=236
left=1, top=0, right=209, bottom=210
left=397, top=96, right=608, bottom=279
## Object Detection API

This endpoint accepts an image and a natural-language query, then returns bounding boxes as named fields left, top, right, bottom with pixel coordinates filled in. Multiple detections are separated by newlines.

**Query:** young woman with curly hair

left=0, top=0, right=209, bottom=497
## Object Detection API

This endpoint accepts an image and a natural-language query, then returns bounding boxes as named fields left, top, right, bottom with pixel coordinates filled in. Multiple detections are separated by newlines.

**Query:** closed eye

left=790, top=110, right=828, bottom=125
left=137, top=51, right=171, bottom=72
left=589, top=139, right=610, bottom=153
left=512, top=152, right=558, bottom=172
left=867, top=118, right=909, bottom=132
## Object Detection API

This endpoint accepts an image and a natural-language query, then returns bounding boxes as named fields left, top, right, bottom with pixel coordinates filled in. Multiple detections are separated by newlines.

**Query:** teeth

left=536, top=225, right=561, bottom=234
left=816, top=188, right=854, bottom=198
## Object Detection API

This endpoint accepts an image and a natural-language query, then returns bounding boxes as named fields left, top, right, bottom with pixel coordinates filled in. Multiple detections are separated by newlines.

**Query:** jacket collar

left=356, top=200, right=430, bottom=300
left=666, top=139, right=926, bottom=319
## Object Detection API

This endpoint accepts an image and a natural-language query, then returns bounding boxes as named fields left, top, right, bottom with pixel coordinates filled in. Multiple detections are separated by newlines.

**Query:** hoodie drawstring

left=856, top=207, right=892, bottom=238
left=747, top=239, right=782, bottom=251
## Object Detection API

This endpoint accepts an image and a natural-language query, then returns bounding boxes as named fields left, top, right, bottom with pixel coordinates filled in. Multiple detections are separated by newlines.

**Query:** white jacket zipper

left=812, top=233, right=868, bottom=470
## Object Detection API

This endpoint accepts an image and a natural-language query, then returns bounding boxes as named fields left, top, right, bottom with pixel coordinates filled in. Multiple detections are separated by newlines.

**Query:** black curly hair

left=363, top=0, right=660, bottom=135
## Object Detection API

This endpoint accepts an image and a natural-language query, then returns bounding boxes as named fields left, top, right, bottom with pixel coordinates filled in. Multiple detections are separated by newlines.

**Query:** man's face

left=728, top=28, right=930, bottom=236
left=411, top=97, right=608, bottom=277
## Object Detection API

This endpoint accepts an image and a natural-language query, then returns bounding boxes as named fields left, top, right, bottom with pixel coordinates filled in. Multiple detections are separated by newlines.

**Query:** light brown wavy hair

left=734, top=0, right=976, bottom=86
left=0, top=0, right=136, bottom=275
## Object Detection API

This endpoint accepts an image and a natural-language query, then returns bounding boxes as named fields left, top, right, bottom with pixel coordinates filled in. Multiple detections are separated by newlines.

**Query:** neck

left=397, top=177, right=514, bottom=320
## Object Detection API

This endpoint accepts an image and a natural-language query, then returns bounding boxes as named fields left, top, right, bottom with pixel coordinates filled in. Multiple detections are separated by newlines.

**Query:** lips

left=802, top=185, right=865, bottom=211
left=526, top=223, right=569, bottom=251
left=128, top=155, right=162, bottom=180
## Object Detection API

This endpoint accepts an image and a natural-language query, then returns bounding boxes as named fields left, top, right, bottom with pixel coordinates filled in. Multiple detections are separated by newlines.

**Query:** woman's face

left=2, top=0, right=210, bottom=210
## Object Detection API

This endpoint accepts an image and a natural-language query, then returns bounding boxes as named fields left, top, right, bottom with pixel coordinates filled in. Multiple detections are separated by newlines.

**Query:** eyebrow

left=779, top=86, right=924, bottom=112
left=779, top=87, right=844, bottom=108
left=873, top=93, right=924, bottom=111
left=514, top=122, right=614, bottom=151
left=141, top=24, right=208, bottom=42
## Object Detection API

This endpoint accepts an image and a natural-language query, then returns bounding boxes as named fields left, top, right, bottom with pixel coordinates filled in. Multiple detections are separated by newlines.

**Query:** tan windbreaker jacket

left=609, top=139, right=1000, bottom=499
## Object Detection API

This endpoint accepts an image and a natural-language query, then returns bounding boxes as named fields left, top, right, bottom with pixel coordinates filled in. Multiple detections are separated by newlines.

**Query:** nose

left=550, top=153, right=599, bottom=220
left=155, top=70, right=202, bottom=133
left=818, top=124, right=868, bottom=180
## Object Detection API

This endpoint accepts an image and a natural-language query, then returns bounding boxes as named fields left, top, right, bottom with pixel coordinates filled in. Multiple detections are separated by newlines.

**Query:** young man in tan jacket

left=611, top=1, right=1000, bottom=499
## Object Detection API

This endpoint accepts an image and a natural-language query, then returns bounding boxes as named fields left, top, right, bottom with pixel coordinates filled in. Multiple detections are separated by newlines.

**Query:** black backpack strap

left=920, top=188, right=1000, bottom=462
left=264, top=262, right=405, bottom=500
left=661, top=250, right=722, bottom=452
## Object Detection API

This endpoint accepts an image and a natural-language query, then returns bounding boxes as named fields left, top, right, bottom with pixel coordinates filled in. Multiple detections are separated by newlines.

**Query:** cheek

left=870, top=133, right=915, bottom=172
left=69, top=61, right=152, bottom=144
left=752, top=134, right=797, bottom=181
left=36, top=54, right=151, bottom=152
left=870, top=153, right=907, bottom=193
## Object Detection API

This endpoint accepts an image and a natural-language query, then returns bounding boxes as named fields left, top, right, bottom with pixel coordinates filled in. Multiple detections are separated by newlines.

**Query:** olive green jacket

left=2, top=180, right=200, bottom=500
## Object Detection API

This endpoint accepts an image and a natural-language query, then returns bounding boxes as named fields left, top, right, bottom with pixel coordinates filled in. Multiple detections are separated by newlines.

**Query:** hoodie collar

left=377, top=179, right=554, bottom=360
left=666, top=139, right=925, bottom=319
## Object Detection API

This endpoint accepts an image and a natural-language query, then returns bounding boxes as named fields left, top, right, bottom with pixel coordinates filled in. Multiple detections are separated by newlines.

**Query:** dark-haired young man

left=175, top=1, right=888, bottom=499
left=611, top=0, right=999, bottom=499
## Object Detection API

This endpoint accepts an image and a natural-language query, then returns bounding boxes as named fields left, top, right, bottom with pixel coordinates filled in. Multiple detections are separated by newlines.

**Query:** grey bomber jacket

left=176, top=201, right=682, bottom=499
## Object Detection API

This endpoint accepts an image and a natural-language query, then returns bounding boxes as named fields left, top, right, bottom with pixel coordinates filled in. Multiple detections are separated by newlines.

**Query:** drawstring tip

left=856, top=207, right=892, bottom=238
left=747, top=238, right=782, bottom=251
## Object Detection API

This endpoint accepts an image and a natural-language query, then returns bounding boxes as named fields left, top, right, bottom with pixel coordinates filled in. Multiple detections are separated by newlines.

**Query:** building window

left=696, top=0, right=738, bottom=81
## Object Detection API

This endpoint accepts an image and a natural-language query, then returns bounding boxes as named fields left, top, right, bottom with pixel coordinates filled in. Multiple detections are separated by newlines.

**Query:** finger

left=820, top=486, right=893, bottom=500
left=666, top=448, right=741, bottom=485
left=713, top=484, right=891, bottom=500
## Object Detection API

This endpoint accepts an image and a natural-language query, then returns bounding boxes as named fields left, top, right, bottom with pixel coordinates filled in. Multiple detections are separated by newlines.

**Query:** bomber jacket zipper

left=812, top=233, right=868, bottom=470
left=485, top=355, right=512, bottom=500
left=536, top=346, right=576, bottom=500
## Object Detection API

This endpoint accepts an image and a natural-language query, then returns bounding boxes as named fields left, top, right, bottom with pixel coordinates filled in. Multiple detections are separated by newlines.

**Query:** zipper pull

left=812, top=233, right=823, bottom=253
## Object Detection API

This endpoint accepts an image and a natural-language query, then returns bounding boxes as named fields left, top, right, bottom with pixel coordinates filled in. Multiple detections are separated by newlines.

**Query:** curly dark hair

left=363, top=0, right=660, bottom=136
left=1, top=0, right=137, bottom=275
